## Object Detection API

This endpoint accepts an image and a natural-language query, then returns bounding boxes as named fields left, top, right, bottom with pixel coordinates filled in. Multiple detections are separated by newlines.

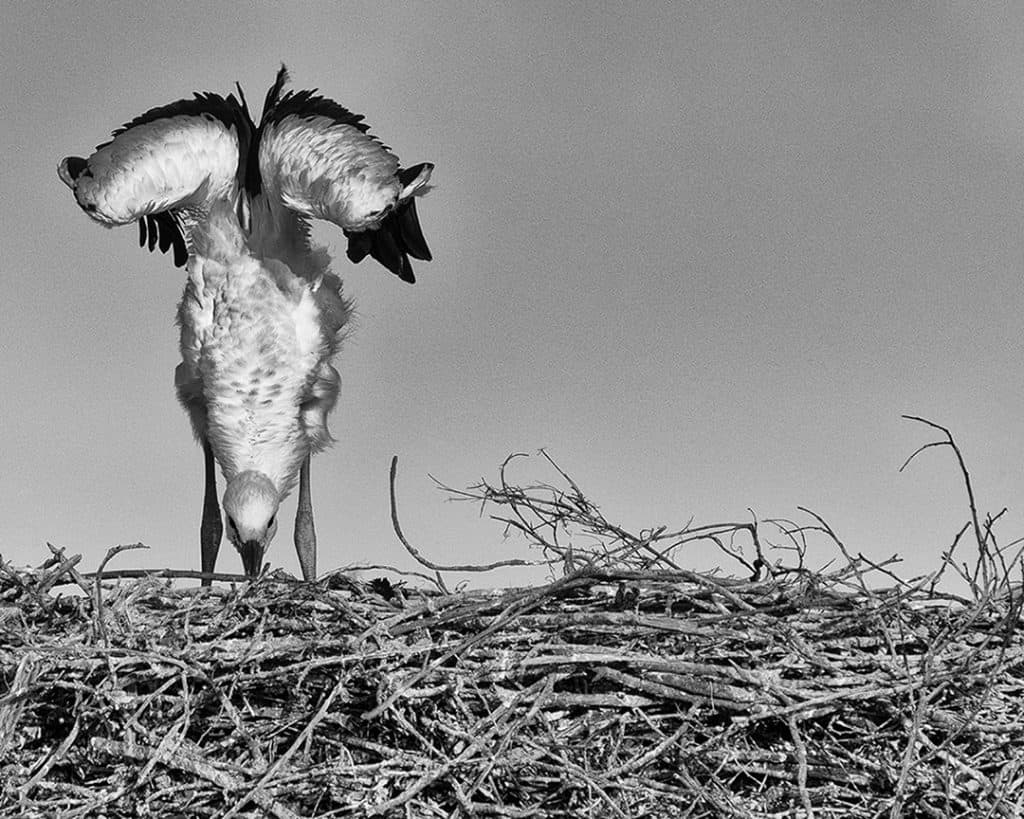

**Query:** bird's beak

left=239, top=539, right=263, bottom=577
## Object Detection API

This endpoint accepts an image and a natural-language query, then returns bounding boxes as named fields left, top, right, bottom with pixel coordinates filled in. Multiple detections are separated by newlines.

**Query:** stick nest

left=3, top=435, right=1024, bottom=817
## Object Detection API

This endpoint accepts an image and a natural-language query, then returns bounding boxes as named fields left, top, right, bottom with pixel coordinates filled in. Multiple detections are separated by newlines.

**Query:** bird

left=57, top=66, right=433, bottom=582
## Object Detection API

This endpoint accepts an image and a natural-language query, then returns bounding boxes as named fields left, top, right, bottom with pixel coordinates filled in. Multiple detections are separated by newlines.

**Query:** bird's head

left=222, top=471, right=281, bottom=576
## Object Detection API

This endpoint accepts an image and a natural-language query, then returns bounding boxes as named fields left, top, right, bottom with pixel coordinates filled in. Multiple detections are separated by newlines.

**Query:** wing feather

left=258, top=113, right=400, bottom=230
left=59, top=90, right=253, bottom=267
left=254, top=66, right=433, bottom=281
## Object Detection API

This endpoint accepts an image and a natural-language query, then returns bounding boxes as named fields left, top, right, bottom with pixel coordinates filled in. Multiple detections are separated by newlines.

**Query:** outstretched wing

left=58, top=91, right=253, bottom=267
left=255, top=67, right=433, bottom=283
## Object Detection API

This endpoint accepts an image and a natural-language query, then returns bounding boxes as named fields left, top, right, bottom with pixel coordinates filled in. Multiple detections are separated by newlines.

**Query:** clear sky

left=2, top=3, right=1023, bottom=588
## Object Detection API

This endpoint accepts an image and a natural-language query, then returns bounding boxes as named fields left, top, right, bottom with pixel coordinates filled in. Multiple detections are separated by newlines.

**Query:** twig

left=45, top=543, right=91, bottom=595
left=224, top=676, right=348, bottom=819
left=787, top=715, right=815, bottom=818
left=389, top=456, right=549, bottom=591
left=91, top=738, right=300, bottom=819
left=93, top=542, right=148, bottom=644
left=901, top=415, right=989, bottom=590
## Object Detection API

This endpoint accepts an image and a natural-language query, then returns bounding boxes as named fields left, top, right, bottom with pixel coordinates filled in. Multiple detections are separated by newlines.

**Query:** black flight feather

left=137, top=212, right=187, bottom=268
left=98, top=91, right=252, bottom=151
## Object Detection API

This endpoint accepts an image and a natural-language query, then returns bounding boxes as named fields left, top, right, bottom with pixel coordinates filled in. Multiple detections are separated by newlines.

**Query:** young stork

left=57, top=67, right=433, bottom=581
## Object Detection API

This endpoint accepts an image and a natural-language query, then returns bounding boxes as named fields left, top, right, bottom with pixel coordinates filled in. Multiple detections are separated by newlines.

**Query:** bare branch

left=389, top=456, right=550, bottom=590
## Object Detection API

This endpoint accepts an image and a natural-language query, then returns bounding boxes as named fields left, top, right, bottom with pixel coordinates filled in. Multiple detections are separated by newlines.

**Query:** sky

left=2, top=3, right=1023, bottom=591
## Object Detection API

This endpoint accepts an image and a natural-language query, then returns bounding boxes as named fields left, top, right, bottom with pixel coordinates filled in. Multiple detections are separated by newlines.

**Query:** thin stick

left=91, top=738, right=299, bottom=819
left=93, top=542, right=148, bottom=644
left=901, top=415, right=989, bottom=588
left=389, top=456, right=548, bottom=582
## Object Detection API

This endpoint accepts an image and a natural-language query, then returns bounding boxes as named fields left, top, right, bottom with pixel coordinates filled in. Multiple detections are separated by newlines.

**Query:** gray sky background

left=2, top=2, right=1023, bottom=587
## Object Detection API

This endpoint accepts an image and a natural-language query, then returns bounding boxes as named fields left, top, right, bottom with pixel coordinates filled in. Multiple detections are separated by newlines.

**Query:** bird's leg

left=294, top=453, right=317, bottom=581
left=200, top=439, right=222, bottom=586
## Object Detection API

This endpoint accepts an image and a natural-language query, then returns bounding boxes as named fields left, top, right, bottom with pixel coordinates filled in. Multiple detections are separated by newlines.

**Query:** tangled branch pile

left=2, top=426, right=1024, bottom=817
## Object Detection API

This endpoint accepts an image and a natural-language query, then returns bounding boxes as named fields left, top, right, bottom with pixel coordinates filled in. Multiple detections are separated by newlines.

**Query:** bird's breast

left=178, top=249, right=328, bottom=491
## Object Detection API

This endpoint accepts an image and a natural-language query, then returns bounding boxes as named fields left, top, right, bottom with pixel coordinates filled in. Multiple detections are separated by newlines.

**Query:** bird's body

left=59, top=67, right=432, bottom=580
left=176, top=201, right=347, bottom=492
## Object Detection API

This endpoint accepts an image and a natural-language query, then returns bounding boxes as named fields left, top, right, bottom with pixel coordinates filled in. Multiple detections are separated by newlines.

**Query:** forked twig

left=92, top=542, right=148, bottom=643
left=900, top=414, right=989, bottom=590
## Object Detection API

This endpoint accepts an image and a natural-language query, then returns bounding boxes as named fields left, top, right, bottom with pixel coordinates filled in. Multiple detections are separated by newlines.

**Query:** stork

left=57, top=67, right=433, bottom=581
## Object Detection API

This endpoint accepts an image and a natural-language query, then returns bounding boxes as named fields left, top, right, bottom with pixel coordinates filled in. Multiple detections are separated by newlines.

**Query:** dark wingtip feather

left=397, top=163, right=431, bottom=188
left=368, top=223, right=407, bottom=279
left=61, top=156, right=89, bottom=185
left=155, top=214, right=173, bottom=254
left=135, top=212, right=188, bottom=267
left=383, top=254, right=415, bottom=284
left=346, top=226, right=414, bottom=282
left=263, top=64, right=290, bottom=117
left=234, top=81, right=251, bottom=122
left=171, top=231, right=188, bottom=267
left=344, top=200, right=430, bottom=283
left=345, top=230, right=371, bottom=264
left=397, top=199, right=432, bottom=261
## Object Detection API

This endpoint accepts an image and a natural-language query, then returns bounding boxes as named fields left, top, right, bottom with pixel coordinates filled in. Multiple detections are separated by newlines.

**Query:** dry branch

left=2, top=429, right=1023, bottom=817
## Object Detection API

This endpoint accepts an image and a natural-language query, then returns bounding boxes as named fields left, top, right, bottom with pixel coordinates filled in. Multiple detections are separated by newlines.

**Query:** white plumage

left=58, top=67, right=433, bottom=581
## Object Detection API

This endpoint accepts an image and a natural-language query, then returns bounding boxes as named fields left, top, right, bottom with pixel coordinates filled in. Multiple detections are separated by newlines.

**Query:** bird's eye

left=268, top=514, right=276, bottom=527
left=227, top=516, right=237, bottom=532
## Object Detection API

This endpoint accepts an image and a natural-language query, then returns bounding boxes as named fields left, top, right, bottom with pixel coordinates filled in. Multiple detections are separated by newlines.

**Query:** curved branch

left=389, top=457, right=550, bottom=586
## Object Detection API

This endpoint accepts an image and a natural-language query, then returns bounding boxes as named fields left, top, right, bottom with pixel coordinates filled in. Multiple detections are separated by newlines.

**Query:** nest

left=2, top=425, right=1024, bottom=817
